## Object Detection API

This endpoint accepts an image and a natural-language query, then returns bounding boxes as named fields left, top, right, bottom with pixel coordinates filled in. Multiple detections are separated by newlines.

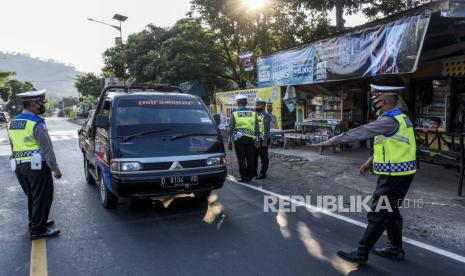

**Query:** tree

left=190, top=0, right=331, bottom=87
left=0, top=70, right=15, bottom=102
left=5, top=80, right=35, bottom=114
left=158, top=18, right=229, bottom=95
left=74, top=73, right=105, bottom=98
left=286, top=0, right=429, bottom=30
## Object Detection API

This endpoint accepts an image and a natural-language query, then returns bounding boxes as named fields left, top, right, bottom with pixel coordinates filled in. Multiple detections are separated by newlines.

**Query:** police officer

left=313, top=85, right=416, bottom=263
left=228, top=94, right=259, bottom=183
left=254, top=98, right=271, bottom=179
left=7, top=90, right=62, bottom=239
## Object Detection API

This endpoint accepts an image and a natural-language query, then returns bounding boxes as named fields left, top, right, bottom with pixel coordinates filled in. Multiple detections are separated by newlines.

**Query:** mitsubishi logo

left=169, top=161, right=183, bottom=170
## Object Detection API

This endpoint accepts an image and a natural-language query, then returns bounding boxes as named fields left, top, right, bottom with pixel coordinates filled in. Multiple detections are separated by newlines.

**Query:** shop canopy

left=256, top=0, right=465, bottom=88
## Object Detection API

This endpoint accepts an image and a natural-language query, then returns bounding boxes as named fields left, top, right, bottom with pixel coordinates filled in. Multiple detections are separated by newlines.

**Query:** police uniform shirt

left=260, top=112, right=272, bottom=141
left=328, top=112, right=397, bottom=145
left=21, top=110, right=60, bottom=172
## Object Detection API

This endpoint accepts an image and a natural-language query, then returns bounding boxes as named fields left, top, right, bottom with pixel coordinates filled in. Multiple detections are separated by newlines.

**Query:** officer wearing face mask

left=7, top=90, right=62, bottom=240
left=313, top=85, right=416, bottom=264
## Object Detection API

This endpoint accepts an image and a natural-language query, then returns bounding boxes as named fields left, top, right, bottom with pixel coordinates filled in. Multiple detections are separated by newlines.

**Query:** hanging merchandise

left=239, top=52, right=254, bottom=72
left=283, top=86, right=297, bottom=112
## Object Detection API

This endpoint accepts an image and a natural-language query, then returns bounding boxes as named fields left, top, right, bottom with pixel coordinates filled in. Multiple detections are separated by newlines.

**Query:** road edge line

left=30, top=238, right=47, bottom=276
left=228, top=176, right=465, bottom=264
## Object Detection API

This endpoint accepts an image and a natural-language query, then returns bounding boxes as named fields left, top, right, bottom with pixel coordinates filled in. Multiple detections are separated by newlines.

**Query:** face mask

left=371, top=100, right=383, bottom=115
left=34, top=102, right=46, bottom=115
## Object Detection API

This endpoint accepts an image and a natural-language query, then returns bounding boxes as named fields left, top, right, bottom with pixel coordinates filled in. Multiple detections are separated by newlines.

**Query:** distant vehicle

left=78, top=84, right=227, bottom=208
left=0, top=112, right=10, bottom=123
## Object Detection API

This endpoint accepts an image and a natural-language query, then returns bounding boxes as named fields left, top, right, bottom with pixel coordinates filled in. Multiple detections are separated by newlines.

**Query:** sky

left=0, top=0, right=366, bottom=74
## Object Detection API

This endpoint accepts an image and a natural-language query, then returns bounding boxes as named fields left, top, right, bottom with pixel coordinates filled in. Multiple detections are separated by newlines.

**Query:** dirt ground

left=225, top=144, right=465, bottom=255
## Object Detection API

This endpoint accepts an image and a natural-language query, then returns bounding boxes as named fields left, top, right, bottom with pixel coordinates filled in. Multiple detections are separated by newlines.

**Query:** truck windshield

left=112, top=98, right=216, bottom=137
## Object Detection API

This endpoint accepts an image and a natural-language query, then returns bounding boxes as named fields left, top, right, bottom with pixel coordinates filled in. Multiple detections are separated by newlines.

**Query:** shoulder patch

left=8, top=120, right=27, bottom=130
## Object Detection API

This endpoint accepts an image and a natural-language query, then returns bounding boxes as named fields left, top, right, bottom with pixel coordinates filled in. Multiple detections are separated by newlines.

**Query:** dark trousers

left=15, top=163, right=54, bottom=234
left=359, top=174, right=414, bottom=251
left=255, top=139, right=270, bottom=176
left=234, top=139, right=257, bottom=180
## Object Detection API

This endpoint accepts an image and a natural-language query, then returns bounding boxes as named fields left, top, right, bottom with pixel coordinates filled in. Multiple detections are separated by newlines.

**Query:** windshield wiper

left=169, top=133, right=218, bottom=141
left=122, top=128, right=172, bottom=142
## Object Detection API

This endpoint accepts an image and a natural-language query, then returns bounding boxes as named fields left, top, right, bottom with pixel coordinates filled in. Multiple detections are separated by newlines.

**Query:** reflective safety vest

left=233, top=108, right=257, bottom=139
left=7, top=113, right=44, bottom=161
left=258, top=113, right=265, bottom=137
left=373, top=109, right=417, bottom=176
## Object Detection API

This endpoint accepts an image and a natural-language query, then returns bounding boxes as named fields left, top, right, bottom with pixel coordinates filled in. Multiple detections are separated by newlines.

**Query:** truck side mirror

left=95, top=114, right=109, bottom=129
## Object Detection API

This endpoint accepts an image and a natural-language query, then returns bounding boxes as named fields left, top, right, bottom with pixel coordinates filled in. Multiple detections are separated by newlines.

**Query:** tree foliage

left=190, top=0, right=331, bottom=87
left=0, top=70, right=15, bottom=102
left=5, top=80, right=35, bottom=114
left=287, top=0, right=429, bottom=27
left=74, top=73, right=105, bottom=98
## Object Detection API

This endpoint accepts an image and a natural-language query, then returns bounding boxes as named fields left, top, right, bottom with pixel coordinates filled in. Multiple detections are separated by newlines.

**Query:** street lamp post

left=87, top=13, right=128, bottom=43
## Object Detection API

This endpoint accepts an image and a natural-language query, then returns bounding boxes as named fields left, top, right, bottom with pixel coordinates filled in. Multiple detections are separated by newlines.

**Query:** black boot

left=256, top=174, right=267, bottom=179
left=373, top=218, right=405, bottom=260
left=338, top=223, right=385, bottom=264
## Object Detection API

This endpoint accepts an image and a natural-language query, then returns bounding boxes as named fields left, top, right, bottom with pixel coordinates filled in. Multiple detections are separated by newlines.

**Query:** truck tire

left=83, top=157, right=95, bottom=184
left=98, top=173, right=118, bottom=209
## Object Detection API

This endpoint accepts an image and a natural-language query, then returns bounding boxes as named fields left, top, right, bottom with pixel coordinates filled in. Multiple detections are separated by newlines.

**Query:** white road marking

left=229, top=176, right=465, bottom=264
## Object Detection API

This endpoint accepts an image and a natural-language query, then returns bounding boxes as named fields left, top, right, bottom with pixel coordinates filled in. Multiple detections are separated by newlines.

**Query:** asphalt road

left=0, top=118, right=464, bottom=276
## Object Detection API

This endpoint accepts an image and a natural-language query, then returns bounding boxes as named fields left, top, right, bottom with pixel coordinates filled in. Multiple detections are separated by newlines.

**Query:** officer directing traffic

left=7, top=90, right=62, bottom=239
left=313, top=85, right=416, bottom=264
left=254, top=98, right=272, bottom=179
left=228, top=94, right=259, bottom=183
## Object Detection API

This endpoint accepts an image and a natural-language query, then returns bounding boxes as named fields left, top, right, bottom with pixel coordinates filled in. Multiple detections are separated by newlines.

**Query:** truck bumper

left=110, top=167, right=227, bottom=198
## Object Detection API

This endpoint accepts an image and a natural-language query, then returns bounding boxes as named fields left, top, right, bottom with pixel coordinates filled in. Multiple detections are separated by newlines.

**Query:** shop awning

left=256, top=0, right=465, bottom=88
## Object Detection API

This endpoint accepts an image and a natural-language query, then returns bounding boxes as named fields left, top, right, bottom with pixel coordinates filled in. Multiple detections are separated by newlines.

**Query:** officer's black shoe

left=238, top=178, right=252, bottom=183
left=256, top=174, right=267, bottom=179
left=372, top=246, right=405, bottom=260
left=28, top=220, right=55, bottom=230
left=31, top=228, right=60, bottom=240
left=337, top=248, right=369, bottom=264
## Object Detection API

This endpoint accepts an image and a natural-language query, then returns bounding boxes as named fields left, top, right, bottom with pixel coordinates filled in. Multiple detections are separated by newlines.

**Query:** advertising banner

left=215, top=87, right=282, bottom=129
left=257, top=12, right=431, bottom=87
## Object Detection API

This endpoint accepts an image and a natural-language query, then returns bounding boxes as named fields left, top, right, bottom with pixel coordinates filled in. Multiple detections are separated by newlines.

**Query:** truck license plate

left=162, top=176, right=198, bottom=187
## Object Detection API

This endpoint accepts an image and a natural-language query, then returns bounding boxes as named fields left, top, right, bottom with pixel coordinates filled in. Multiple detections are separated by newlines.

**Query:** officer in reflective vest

left=254, top=98, right=271, bottom=179
left=7, top=90, right=62, bottom=240
left=228, top=94, right=259, bottom=182
left=313, top=85, right=416, bottom=264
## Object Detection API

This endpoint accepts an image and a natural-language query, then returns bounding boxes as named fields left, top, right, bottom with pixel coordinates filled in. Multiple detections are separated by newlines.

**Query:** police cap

left=17, top=90, right=47, bottom=102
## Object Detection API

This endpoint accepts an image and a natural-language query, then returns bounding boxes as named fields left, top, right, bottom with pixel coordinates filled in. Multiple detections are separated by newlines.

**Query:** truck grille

left=143, top=160, right=207, bottom=171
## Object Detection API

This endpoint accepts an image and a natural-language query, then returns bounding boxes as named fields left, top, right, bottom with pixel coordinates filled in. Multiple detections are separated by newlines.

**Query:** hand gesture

left=359, top=161, right=373, bottom=176
left=53, top=170, right=62, bottom=179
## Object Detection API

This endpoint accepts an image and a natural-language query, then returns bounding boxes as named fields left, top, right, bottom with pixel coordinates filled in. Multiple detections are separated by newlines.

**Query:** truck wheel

left=83, top=157, right=95, bottom=184
left=98, top=173, right=118, bottom=209
left=194, top=191, right=211, bottom=201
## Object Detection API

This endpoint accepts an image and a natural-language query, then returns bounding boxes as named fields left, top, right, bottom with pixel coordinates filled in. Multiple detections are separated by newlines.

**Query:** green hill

left=0, top=52, right=84, bottom=98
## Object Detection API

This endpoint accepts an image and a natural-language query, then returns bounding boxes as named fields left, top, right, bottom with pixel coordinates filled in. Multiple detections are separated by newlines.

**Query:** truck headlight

left=111, top=161, right=142, bottom=171
left=206, top=157, right=222, bottom=166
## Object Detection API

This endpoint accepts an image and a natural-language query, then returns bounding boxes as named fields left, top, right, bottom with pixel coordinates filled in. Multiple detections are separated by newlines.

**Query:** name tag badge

left=10, top=158, right=16, bottom=172
left=31, top=153, right=42, bottom=170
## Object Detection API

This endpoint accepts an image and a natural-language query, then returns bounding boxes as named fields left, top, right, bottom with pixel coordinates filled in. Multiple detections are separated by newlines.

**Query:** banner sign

left=239, top=52, right=254, bottom=72
left=257, top=12, right=431, bottom=87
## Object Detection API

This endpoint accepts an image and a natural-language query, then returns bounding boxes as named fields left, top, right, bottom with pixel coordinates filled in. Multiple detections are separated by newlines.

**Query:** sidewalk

left=226, top=144, right=465, bottom=254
